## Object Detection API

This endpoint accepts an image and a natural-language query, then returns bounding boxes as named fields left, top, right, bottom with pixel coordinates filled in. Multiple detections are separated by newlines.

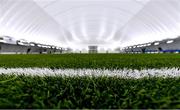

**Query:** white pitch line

left=0, top=68, right=180, bottom=78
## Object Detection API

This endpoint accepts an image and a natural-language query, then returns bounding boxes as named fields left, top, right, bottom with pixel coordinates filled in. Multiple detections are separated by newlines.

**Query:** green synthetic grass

left=0, top=53, right=180, bottom=69
left=1, top=54, right=180, bottom=109
left=1, top=75, right=180, bottom=109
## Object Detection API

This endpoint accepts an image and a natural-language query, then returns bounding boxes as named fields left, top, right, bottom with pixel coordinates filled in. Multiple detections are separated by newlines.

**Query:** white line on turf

left=0, top=68, right=180, bottom=78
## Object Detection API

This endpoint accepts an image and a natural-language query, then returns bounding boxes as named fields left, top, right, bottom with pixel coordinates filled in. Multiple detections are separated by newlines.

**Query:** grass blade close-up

left=0, top=54, right=180, bottom=109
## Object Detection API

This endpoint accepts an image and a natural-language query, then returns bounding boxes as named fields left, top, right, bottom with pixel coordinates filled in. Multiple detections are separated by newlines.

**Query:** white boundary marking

left=0, top=68, right=180, bottom=78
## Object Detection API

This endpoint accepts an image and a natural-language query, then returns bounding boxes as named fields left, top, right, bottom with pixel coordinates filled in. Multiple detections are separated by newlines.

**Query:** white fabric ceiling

left=0, top=0, right=180, bottom=49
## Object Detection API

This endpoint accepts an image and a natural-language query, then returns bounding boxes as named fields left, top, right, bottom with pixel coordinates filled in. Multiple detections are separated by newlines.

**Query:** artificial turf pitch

left=0, top=54, right=180, bottom=109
